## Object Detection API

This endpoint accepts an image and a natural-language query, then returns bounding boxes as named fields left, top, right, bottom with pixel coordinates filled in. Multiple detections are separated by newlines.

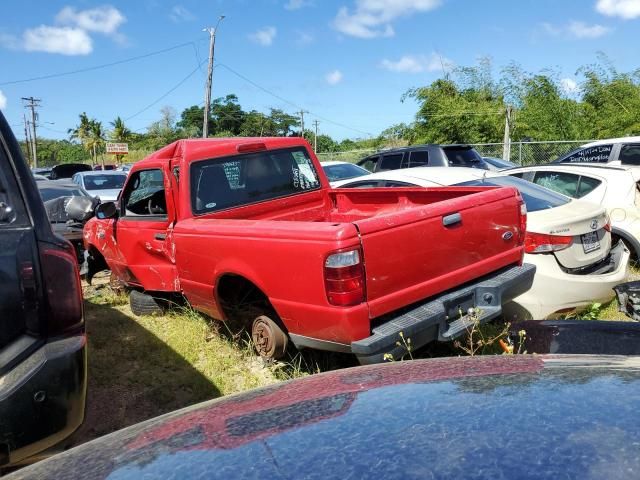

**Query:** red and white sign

left=106, top=142, right=129, bottom=154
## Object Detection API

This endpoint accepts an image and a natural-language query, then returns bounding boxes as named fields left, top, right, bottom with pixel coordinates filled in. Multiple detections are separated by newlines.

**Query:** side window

left=532, top=171, right=580, bottom=198
left=619, top=144, right=640, bottom=166
left=359, top=156, right=378, bottom=172
left=509, top=172, right=524, bottom=178
left=407, top=151, right=429, bottom=167
left=384, top=181, right=418, bottom=187
left=341, top=181, right=382, bottom=188
left=576, top=176, right=602, bottom=198
left=378, top=154, right=403, bottom=171
left=560, top=145, right=612, bottom=163
left=122, top=169, right=167, bottom=217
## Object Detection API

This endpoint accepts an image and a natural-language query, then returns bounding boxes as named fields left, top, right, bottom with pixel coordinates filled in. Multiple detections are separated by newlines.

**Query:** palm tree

left=68, top=113, right=93, bottom=162
left=86, top=120, right=105, bottom=168
left=109, top=116, right=132, bottom=163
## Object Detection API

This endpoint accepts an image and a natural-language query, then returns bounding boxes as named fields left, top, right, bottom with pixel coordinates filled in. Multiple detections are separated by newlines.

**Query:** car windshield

left=39, top=187, right=88, bottom=202
left=455, top=176, right=570, bottom=212
left=323, top=163, right=370, bottom=181
left=83, top=174, right=127, bottom=190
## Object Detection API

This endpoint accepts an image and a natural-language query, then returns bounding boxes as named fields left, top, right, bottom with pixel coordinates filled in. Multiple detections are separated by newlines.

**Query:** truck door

left=112, top=166, right=178, bottom=291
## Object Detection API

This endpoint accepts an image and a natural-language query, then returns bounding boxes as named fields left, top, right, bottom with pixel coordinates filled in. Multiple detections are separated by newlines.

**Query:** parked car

left=93, top=164, right=116, bottom=171
left=32, top=173, right=49, bottom=181
left=334, top=167, right=630, bottom=320
left=0, top=111, right=86, bottom=468
left=49, top=163, right=92, bottom=180
left=8, top=354, right=640, bottom=480
left=116, top=163, right=135, bottom=173
left=71, top=171, right=128, bottom=202
left=31, top=167, right=53, bottom=179
left=553, top=136, right=640, bottom=166
left=84, top=137, right=534, bottom=364
left=320, top=161, right=370, bottom=185
left=483, top=156, right=518, bottom=170
left=506, top=164, right=640, bottom=260
left=37, top=180, right=98, bottom=268
left=357, top=144, right=490, bottom=173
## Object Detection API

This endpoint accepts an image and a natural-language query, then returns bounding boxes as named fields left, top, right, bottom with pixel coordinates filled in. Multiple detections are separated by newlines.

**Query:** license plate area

left=582, top=231, right=600, bottom=254
left=445, top=292, right=476, bottom=324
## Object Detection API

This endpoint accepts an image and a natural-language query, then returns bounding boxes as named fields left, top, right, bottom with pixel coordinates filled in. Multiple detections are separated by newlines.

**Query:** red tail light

left=40, top=243, right=84, bottom=335
left=518, top=200, right=527, bottom=245
left=604, top=216, right=611, bottom=232
left=324, top=249, right=365, bottom=306
left=524, top=232, right=573, bottom=254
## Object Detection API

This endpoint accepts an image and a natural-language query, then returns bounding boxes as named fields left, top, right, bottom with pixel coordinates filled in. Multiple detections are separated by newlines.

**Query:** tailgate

left=355, top=187, right=524, bottom=318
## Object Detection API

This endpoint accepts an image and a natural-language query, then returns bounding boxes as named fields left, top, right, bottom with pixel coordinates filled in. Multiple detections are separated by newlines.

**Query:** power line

left=216, top=63, right=373, bottom=138
left=124, top=62, right=205, bottom=122
left=0, top=40, right=203, bottom=86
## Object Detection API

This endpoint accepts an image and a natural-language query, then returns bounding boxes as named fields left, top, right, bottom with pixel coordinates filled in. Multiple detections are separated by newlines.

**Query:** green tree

left=210, top=94, right=245, bottom=135
left=109, top=116, right=132, bottom=163
left=177, top=105, right=205, bottom=137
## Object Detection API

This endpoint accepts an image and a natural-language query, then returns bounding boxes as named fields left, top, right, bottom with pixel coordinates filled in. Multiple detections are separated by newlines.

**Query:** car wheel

left=130, top=290, right=165, bottom=316
left=251, top=314, right=288, bottom=360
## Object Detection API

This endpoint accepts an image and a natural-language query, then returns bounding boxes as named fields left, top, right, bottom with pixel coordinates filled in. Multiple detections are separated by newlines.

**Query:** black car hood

left=9, top=355, right=640, bottom=480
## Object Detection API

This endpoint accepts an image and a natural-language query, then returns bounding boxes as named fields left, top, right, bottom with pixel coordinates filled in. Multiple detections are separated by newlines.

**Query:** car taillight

left=324, top=249, right=365, bottom=306
left=524, top=232, right=573, bottom=254
left=40, top=243, right=84, bottom=335
left=604, top=216, right=611, bottom=232
left=518, top=200, right=527, bottom=245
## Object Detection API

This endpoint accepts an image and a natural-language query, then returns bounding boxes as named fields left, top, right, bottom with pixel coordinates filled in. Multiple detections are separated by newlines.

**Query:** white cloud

left=567, top=20, right=611, bottom=38
left=249, top=26, right=277, bottom=46
left=285, top=0, right=314, bottom=10
left=23, top=26, right=93, bottom=55
left=326, top=70, right=344, bottom=85
left=56, top=5, right=126, bottom=34
left=169, top=5, right=195, bottom=22
left=561, top=78, right=580, bottom=95
left=333, top=0, right=442, bottom=38
left=296, top=30, right=314, bottom=45
left=596, top=0, right=640, bottom=19
left=0, top=91, right=6, bottom=110
left=539, top=20, right=611, bottom=39
left=380, top=53, right=453, bottom=73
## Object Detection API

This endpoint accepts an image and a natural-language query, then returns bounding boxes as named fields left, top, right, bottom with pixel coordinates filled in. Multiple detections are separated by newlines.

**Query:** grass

left=71, top=277, right=316, bottom=447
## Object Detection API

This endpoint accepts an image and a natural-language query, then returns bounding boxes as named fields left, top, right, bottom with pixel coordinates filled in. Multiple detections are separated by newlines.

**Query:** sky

left=1, top=0, right=640, bottom=142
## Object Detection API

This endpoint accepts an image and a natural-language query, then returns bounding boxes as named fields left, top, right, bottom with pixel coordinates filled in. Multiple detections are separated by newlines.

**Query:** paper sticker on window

left=206, top=202, right=217, bottom=208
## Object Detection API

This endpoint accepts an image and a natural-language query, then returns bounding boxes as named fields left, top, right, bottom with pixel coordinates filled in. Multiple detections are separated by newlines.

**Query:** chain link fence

left=470, top=140, right=593, bottom=166
left=316, top=140, right=595, bottom=166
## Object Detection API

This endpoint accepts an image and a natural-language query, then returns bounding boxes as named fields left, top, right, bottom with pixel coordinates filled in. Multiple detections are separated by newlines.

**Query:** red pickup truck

left=84, top=137, right=534, bottom=364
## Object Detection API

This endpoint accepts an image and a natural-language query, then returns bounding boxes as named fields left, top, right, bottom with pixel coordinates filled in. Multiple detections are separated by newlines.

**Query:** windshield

left=191, top=147, right=321, bottom=214
left=39, top=187, right=88, bottom=202
left=444, top=148, right=488, bottom=169
left=323, top=163, right=370, bottom=182
left=83, top=174, right=127, bottom=190
left=455, top=176, right=570, bottom=212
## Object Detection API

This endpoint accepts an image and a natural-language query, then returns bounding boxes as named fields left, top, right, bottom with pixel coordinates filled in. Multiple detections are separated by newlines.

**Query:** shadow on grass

left=66, top=299, right=221, bottom=449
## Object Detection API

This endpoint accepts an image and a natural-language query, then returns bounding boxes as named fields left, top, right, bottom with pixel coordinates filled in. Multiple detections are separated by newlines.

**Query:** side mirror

left=65, top=196, right=95, bottom=222
left=95, top=201, right=118, bottom=220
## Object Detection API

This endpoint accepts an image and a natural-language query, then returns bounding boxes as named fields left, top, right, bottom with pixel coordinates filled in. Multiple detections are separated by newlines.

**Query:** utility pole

left=202, top=15, right=225, bottom=138
left=312, top=120, right=319, bottom=153
left=502, top=105, right=512, bottom=161
left=22, top=97, right=40, bottom=168
left=23, top=114, right=32, bottom=166
left=298, top=110, right=307, bottom=138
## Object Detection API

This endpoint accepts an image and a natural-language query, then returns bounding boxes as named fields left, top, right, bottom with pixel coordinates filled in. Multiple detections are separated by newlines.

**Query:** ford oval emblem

left=502, top=231, right=514, bottom=241
left=590, top=219, right=598, bottom=230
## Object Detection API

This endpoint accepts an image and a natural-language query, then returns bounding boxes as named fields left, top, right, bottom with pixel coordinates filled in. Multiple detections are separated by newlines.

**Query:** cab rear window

left=191, top=147, right=321, bottom=214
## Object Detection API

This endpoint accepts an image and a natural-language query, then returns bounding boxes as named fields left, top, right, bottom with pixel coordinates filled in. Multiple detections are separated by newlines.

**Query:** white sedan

left=71, top=171, right=128, bottom=202
left=320, top=161, right=370, bottom=186
left=506, top=164, right=640, bottom=261
left=334, top=167, right=630, bottom=320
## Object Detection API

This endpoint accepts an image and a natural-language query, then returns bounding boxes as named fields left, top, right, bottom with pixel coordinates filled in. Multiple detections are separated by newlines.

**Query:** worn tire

left=130, top=290, right=164, bottom=316
left=251, top=315, right=288, bottom=360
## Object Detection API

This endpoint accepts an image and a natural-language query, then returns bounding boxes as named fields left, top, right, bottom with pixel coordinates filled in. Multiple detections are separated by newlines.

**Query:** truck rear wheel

left=130, top=290, right=165, bottom=316
left=251, top=314, right=288, bottom=360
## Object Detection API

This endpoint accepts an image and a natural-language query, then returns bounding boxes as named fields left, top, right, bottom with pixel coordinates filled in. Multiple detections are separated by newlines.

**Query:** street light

left=203, top=15, right=225, bottom=138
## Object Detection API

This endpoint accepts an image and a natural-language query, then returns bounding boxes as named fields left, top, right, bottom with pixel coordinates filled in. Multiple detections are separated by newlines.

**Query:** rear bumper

left=0, top=334, right=87, bottom=466
left=506, top=241, right=630, bottom=320
left=351, top=263, right=536, bottom=364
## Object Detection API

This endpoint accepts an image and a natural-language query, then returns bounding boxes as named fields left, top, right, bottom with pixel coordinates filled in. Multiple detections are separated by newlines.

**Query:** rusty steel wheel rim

left=252, top=316, right=276, bottom=358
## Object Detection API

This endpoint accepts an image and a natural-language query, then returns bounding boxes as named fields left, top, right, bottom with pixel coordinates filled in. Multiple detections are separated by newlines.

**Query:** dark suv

left=0, top=112, right=86, bottom=467
left=357, top=144, right=489, bottom=173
